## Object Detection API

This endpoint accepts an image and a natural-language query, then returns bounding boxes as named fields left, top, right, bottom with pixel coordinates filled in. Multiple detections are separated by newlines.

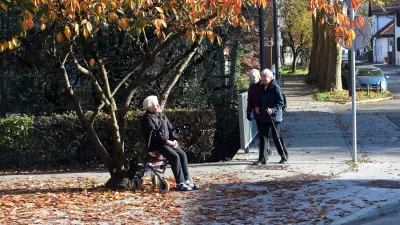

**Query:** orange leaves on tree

left=50, top=11, right=57, bottom=21
left=1, top=2, right=7, bottom=11
left=356, top=16, right=365, bottom=28
left=74, top=23, right=79, bottom=35
left=152, top=19, right=166, bottom=29
left=207, top=31, right=215, bottom=43
left=337, top=13, right=344, bottom=24
left=83, top=28, right=89, bottom=38
left=154, top=28, right=166, bottom=39
left=22, top=19, right=34, bottom=29
left=1, top=0, right=260, bottom=50
left=64, top=26, right=72, bottom=40
left=155, top=7, right=164, bottom=13
left=108, top=12, right=118, bottom=22
left=56, top=32, right=63, bottom=43
left=118, top=19, right=130, bottom=29
left=86, top=22, right=93, bottom=33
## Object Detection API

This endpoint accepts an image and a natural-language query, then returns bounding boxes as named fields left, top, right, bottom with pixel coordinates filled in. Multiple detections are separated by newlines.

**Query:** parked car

left=355, top=66, right=389, bottom=90
left=341, top=60, right=367, bottom=90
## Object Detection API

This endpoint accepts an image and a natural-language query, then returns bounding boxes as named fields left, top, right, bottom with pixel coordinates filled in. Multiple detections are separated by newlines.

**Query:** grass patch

left=281, top=65, right=308, bottom=75
left=316, top=90, right=392, bottom=103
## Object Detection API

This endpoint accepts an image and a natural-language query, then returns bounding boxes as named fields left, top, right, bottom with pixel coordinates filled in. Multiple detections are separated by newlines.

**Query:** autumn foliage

left=308, top=0, right=365, bottom=48
left=0, top=0, right=268, bottom=53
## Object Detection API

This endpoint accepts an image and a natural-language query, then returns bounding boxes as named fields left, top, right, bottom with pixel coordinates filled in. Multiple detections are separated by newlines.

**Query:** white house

left=369, top=2, right=400, bottom=64
left=394, top=11, right=400, bottom=65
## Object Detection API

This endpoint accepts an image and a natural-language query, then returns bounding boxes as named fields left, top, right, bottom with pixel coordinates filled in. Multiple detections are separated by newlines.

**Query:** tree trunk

left=309, top=14, right=319, bottom=76
left=160, top=42, right=199, bottom=109
left=0, top=57, right=6, bottom=118
left=317, top=16, right=328, bottom=90
left=291, top=50, right=301, bottom=74
left=326, top=34, right=342, bottom=92
left=229, top=40, right=239, bottom=101
left=58, top=49, right=115, bottom=175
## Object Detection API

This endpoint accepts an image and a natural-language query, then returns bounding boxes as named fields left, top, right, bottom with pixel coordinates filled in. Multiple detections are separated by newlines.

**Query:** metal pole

left=350, top=7, right=357, bottom=164
left=273, top=0, right=279, bottom=80
left=259, top=7, right=266, bottom=70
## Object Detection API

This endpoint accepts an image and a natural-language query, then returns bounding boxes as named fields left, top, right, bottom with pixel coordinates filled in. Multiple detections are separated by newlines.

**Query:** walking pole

left=269, top=113, right=287, bottom=161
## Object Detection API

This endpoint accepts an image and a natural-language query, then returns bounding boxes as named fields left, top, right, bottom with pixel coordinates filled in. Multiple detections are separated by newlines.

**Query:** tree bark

left=229, top=40, right=239, bottom=101
left=58, top=48, right=115, bottom=175
left=291, top=51, right=299, bottom=74
left=159, top=42, right=199, bottom=110
left=308, top=14, right=319, bottom=76
left=317, top=15, right=328, bottom=90
left=325, top=34, right=342, bottom=91
left=0, top=57, right=6, bottom=118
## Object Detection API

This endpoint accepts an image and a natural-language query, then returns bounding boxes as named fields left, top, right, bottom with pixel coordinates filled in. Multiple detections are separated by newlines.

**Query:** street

left=351, top=65, right=400, bottom=129
left=349, top=64, right=400, bottom=225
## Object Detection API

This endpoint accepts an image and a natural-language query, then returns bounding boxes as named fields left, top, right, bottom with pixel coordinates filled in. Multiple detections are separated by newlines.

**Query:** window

left=397, top=37, right=400, bottom=51
left=397, top=13, right=400, bottom=27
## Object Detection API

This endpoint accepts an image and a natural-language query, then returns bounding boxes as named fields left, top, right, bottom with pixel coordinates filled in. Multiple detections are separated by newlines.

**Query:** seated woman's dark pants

left=155, top=145, right=190, bottom=184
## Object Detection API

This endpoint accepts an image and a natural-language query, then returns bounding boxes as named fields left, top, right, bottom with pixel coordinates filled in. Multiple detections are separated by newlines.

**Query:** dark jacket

left=246, top=81, right=261, bottom=120
left=141, top=110, right=177, bottom=150
left=259, top=80, right=284, bottom=123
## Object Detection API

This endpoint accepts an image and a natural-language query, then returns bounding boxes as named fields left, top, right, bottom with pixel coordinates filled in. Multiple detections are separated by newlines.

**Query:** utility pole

left=349, top=5, right=357, bottom=164
left=273, top=0, right=280, bottom=80
left=259, top=7, right=266, bottom=70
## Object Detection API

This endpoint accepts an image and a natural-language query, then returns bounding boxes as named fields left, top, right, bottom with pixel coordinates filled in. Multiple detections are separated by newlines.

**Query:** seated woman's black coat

left=141, top=110, right=177, bottom=150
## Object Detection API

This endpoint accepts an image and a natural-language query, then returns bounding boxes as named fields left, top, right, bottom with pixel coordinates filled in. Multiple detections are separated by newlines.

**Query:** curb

left=330, top=196, right=400, bottom=225
left=342, top=95, right=393, bottom=105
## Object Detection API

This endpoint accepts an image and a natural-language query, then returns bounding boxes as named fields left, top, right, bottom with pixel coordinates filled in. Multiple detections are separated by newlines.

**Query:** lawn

left=316, top=90, right=392, bottom=103
left=281, top=65, right=308, bottom=75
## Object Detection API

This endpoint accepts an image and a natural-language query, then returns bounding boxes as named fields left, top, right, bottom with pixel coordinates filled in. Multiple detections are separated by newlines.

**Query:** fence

left=238, top=92, right=258, bottom=152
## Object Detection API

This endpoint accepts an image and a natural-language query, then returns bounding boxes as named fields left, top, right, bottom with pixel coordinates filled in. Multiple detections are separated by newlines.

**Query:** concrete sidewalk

left=226, top=75, right=400, bottom=224
left=1, top=76, right=399, bottom=224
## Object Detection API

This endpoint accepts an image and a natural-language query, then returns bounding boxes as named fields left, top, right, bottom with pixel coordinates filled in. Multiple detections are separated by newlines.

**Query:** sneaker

left=185, top=180, right=199, bottom=190
left=176, top=183, right=192, bottom=191
left=253, top=160, right=267, bottom=165
left=279, top=158, right=288, bottom=164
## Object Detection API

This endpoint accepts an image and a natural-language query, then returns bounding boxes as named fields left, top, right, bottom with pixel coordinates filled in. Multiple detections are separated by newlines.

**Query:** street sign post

left=341, top=0, right=370, bottom=164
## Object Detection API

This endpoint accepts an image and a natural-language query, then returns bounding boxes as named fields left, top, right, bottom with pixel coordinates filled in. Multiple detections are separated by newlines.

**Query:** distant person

left=141, top=95, right=198, bottom=191
left=255, top=69, right=288, bottom=165
left=246, top=69, right=272, bottom=158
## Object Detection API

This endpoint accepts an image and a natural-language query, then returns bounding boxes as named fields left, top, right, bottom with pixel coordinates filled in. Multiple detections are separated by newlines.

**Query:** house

left=369, top=1, right=400, bottom=64
left=394, top=10, right=400, bottom=65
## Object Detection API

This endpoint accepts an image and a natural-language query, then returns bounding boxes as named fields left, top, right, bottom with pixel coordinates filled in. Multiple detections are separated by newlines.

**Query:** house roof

left=375, top=20, right=394, bottom=38
left=369, top=1, right=400, bottom=16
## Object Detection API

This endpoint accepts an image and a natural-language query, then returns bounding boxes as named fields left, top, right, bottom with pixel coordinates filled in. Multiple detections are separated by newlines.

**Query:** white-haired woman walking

left=255, top=69, right=288, bottom=165
left=246, top=69, right=272, bottom=157
left=141, top=95, right=198, bottom=191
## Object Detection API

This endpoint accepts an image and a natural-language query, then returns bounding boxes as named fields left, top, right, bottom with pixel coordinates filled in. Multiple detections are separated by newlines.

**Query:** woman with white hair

left=246, top=69, right=272, bottom=157
left=255, top=68, right=288, bottom=165
left=141, top=95, right=198, bottom=191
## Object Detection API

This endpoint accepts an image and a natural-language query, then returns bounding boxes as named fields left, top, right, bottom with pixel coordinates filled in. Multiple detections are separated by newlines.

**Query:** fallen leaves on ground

left=0, top=172, right=384, bottom=224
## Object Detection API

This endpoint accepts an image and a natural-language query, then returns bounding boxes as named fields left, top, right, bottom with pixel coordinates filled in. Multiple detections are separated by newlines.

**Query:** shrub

left=0, top=109, right=216, bottom=169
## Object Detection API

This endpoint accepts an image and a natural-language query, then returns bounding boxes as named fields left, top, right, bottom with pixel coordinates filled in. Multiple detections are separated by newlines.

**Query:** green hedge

left=0, top=109, right=216, bottom=169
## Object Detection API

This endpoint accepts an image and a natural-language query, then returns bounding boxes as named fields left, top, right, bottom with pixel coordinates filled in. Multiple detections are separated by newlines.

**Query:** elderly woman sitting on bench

left=141, top=95, right=198, bottom=191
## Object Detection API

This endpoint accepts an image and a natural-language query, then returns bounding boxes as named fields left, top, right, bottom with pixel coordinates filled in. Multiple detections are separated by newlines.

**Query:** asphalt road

left=383, top=67, right=400, bottom=97
left=350, top=65, right=400, bottom=129
left=356, top=65, right=400, bottom=225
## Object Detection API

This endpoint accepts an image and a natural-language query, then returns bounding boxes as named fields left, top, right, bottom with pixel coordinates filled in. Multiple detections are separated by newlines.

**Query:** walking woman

left=246, top=69, right=271, bottom=162
left=255, top=69, right=288, bottom=165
